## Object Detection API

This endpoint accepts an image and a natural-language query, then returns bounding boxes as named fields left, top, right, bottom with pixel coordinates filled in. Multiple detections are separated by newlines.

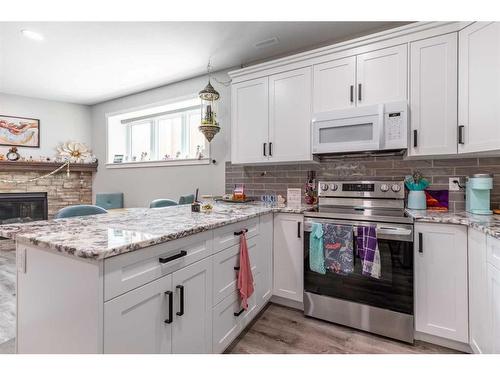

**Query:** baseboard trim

left=270, top=295, right=304, bottom=311
left=415, top=331, right=472, bottom=353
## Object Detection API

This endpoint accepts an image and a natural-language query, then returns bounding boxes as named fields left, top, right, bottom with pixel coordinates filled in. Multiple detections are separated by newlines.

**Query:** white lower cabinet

left=414, top=223, right=468, bottom=343
left=487, top=263, right=500, bottom=353
left=273, top=213, right=304, bottom=303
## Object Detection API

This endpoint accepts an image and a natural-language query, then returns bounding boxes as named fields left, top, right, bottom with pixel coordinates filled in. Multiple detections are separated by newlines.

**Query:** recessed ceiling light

left=21, top=29, right=44, bottom=41
left=254, top=36, right=279, bottom=49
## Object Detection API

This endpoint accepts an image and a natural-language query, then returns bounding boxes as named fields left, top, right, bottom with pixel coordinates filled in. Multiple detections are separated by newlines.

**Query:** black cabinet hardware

left=358, top=83, right=362, bottom=101
left=297, top=222, right=301, bottom=238
left=234, top=266, right=240, bottom=271
left=350, top=85, right=354, bottom=103
left=418, top=233, right=423, bottom=253
left=263, top=142, right=267, bottom=157
left=458, top=125, right=465, bottom=145
left=159, top=250, right=187, bottom=264
left=269, top=142, right=273, bottom=156
left=234, top=308, right=245, bottom=317
left=413, top=129, right=418, bottom=147
left=164, top=291, right=173, bottom=324
left=176, top=285, right=184, bottom=316
left=234, top=229, right=248, bottom=236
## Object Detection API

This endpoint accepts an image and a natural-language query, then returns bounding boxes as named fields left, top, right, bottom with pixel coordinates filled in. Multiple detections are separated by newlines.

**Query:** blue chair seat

left=55, top=205, right=108, bottom=219
left=149, top=199, right=178, bottom=208
left=96, top=192, right=124, bottom=210
left=179, top=194, right=195, bottom=205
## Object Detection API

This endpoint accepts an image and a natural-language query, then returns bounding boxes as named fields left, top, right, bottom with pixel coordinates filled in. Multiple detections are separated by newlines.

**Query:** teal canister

left=407, top=190, right=427, bottom=210
left=466, top=173, right=493, bottom=215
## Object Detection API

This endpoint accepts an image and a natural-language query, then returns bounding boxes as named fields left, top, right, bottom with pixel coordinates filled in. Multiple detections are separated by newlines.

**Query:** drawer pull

left=159, top=250, right=187, bottom=264
left=418, top=232, right=423, bottom=253
left=234, top=308, right=245, bottom=317
left=176, top=285, right=184, bottom=316
left=164, top=291, right=173, bottom=324
left=234, top=266, right=240, bottom=271
left=234, top=229, right=248, bottom=236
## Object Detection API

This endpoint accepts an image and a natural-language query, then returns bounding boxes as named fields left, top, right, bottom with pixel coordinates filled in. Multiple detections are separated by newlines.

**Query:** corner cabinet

left=458, top=22, right=500, bottom=154
left=231, top=67, right=313, bottom=164
left=408, top=33, right=458, bottom=156
left=414, top=223, right=468, bottom=343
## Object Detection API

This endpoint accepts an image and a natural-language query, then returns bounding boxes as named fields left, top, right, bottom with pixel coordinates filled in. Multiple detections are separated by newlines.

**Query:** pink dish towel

left=237, top=233, right=254, bottom=310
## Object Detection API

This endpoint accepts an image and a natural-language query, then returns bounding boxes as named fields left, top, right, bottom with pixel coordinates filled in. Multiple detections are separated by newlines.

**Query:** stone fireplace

left=0, top=192, right=48, bottom=225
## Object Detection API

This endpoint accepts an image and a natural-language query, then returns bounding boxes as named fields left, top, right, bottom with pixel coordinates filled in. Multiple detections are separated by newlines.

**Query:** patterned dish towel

left=323, top=224, right=354, bottom=275
left=356, top=226, right=381, bottom=279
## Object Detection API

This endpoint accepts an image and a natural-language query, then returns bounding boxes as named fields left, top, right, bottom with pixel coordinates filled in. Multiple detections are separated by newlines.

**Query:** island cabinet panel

left=171, top=257, right=213, bottom=354
left=103, top=274, right=173, bottom=354
left=104, top=231, right=213, bottom=301
left=414, top=223, right=469, bottom=343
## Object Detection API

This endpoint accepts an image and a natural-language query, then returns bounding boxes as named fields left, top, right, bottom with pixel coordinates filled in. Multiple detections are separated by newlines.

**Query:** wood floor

left=228, top=303, right=462, bottom=354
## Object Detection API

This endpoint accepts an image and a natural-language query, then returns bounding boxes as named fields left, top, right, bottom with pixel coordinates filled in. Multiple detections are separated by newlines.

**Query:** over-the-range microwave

left=311, top=101, right=408, bottom=155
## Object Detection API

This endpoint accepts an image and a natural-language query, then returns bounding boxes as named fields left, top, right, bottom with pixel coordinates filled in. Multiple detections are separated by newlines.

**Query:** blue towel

left=323, top=223, right=354, bottom=275
left=309, top=222, right=326, bottom=274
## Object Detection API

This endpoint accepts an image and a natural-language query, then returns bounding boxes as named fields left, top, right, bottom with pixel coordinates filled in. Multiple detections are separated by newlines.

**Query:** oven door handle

left=377, top=226, right=412, bottom=236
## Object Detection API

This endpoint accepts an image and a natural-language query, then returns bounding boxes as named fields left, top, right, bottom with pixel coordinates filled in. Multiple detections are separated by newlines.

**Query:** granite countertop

left=0, top=202, right=314, bottom=260
left=406, top=209, right=500, bottom=240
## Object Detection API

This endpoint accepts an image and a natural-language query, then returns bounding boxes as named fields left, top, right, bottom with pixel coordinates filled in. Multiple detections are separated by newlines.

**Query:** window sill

left=105, top=158, right=211, bottom=169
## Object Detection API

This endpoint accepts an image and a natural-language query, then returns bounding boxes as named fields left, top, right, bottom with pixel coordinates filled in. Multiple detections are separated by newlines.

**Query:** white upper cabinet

left=356, top=44, right=408, bottom=106
left=268, top=67, right=312, bottom=163
left=231, top=77, right=269, bottom=164
left=313, top=56, right=356, bottom=113
left=414, top=223, right=469, bottom=343
left=409, top=33, right=458, bottom=157
left=458, top=22, right=500, bottom=154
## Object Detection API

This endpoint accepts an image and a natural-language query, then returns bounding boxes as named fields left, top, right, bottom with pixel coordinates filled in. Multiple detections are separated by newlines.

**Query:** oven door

left=303, top=218, right=413, bottom=315
left=312, top=106, right=382, bottom=154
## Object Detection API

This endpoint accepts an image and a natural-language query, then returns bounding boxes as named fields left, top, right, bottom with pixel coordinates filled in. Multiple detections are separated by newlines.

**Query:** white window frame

left=106, top=99, right=211, bottom=169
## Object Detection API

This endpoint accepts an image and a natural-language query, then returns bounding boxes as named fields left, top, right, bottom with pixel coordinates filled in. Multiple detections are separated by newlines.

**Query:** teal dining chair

left=179, top=194, right=195, bottom=205
left=95, top=192, right=124, bottom=210
left=55, top=205, right=108, bottom=219
left=149, top=199, right=178, bottom=208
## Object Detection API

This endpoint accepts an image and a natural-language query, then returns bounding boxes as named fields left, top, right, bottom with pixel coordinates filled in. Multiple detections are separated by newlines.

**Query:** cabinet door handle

left=176, top=285, right=184, bottom=316
left=297, top=222, right=301, bottom=238
left=418, top=232, right=423, bottom=253
left=358, top=83, right=362, bottom=101
left=413, top=129, right=418, bottom=148
left=164, top=291, right=173, bottom=324
left=350, top=85, right=354, bottom=103
left=234, top=308, right=245, bottom=317
left=234, top=229, right=248, bottom=236
left=458, top=125, right=465, bottom=145
left=263, top=142, right=267, bottom=157
left=159, top=250, right=187, bottom=264
left=269, top=142, right=273, bottom=157
left=234, top=266, right=240, bottom=271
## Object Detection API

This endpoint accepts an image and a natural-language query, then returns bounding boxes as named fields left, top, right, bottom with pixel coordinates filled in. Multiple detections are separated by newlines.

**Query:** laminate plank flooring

left=228, top=303, right=462, bottom=354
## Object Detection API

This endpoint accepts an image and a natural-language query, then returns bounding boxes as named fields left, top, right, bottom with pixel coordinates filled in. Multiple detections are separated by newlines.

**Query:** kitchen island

left=0, top=203, right=299, bottom=354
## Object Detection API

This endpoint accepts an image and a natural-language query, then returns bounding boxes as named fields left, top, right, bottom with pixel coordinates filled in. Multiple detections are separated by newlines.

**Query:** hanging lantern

left=198, top=80, right=220, bottom=142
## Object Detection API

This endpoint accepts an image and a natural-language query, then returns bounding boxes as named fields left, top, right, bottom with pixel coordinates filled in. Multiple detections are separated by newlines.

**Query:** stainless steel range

left=303, top=180, right=414, bottom=343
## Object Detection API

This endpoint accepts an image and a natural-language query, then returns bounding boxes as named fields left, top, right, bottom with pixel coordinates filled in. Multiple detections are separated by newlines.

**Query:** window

left=107, top=97, right=210, bottom=167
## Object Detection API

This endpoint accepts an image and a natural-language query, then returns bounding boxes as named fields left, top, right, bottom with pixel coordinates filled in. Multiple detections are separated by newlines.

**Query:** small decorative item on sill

left=405, top=170, right=430, bottom=210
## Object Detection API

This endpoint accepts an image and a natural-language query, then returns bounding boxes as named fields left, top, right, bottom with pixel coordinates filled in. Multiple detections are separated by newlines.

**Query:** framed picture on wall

left=0, top=115, right=40, bottom=148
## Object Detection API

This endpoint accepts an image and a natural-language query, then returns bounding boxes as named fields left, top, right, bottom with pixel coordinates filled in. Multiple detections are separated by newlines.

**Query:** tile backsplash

left=225, top=155, right=500, bottom=212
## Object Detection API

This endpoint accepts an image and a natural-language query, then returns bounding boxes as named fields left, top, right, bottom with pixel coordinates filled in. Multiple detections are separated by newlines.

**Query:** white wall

left=0, top=93, right=92, bottom=158
left=90, top=70, right=231, bottom=208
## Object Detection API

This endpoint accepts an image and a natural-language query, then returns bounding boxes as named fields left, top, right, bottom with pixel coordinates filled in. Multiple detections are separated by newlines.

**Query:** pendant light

left=198, top=61, right=221, bottom=142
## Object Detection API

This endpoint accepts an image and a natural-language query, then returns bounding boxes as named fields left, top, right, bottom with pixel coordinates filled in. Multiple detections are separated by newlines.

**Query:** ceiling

left=0, top=22, right=409, bottom=105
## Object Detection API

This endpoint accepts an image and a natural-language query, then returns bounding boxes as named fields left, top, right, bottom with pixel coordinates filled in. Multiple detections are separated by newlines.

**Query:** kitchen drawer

left=104, top=231, right=213, bottom=301
left=212, top=237, right=258, bottom=306
left=212, top=288, right=257, bottom=354
left=487, top=235, right=500, bottom=270
left=213, top=218, right=259, bottom=253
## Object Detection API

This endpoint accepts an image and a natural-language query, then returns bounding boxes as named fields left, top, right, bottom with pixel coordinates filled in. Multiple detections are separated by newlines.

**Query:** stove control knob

left=391, top=184, right=402, bottom=192
left=329, top=183, right=338, bottom=191
left=320, top=184, right=329, bottom=191
left=380, top=184, right=389, bottom=192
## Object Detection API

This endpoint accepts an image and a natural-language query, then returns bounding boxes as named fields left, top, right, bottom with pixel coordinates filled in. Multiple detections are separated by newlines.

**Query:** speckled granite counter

left=0, top=203, right=314, bottom=260
left=406, top=209, right=500, bottom=240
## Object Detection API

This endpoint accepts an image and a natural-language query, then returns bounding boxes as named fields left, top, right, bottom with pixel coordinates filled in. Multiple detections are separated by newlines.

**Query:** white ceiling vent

left=254, top=36, right=280, bottom=49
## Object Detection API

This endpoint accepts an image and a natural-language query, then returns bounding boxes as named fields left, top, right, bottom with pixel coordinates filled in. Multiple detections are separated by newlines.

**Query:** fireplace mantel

left=0, top=161, right=98, bottom=172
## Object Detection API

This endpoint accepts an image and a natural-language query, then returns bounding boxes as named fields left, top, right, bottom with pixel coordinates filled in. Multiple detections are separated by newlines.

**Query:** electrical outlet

left=449, top=177, right=461, bottom=191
